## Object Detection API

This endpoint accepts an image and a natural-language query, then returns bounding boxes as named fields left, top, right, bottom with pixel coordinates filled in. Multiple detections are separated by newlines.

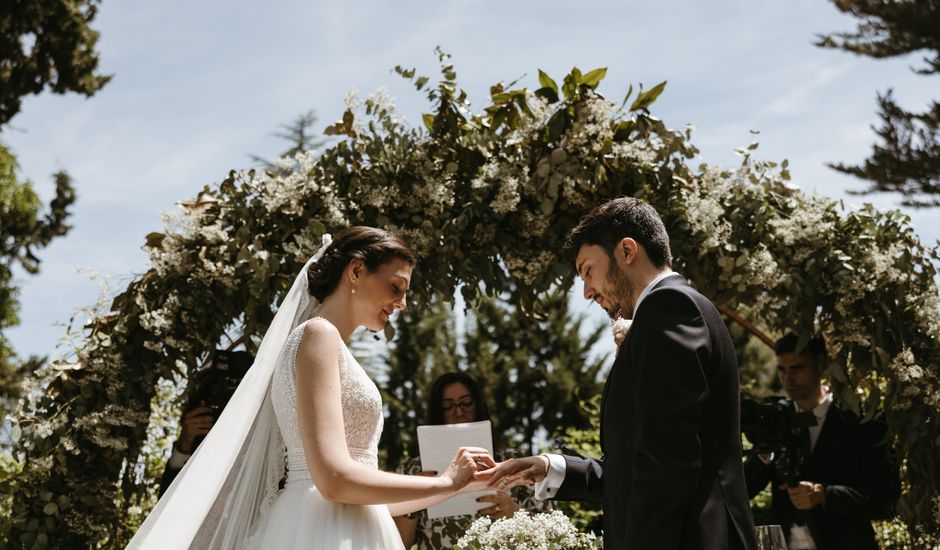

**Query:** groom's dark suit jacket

left=555, top=276, right=757, bottom=550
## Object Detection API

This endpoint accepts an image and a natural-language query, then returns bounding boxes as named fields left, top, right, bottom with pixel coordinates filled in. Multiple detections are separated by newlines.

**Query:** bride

left=128, top=226, right=494, bottom=549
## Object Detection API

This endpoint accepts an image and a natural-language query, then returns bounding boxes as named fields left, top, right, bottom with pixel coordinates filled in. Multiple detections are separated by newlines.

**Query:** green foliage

left=0, top=449, right=24, bottom=546
left=4, top=54, right=940, bottom=547
left=732, top=324, right=778, bottom=395
left=119, top=377, right=184, bottom=540
left=0, top=0, right=111, bottom=125
left=818, top=0, right=940, bottom=207
left=0, top=143, right=74, bottom=423
left=0, top=145, right=75, bottom=272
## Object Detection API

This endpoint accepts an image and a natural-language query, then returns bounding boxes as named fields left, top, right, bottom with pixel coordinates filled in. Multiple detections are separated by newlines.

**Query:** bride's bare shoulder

left=296, top=319, right=342, bottom=370
left=300, top=318, right=341, bottom=345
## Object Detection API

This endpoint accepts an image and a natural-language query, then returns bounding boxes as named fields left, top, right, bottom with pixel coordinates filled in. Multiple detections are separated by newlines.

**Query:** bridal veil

left=126, top=235, right=331, bottom=550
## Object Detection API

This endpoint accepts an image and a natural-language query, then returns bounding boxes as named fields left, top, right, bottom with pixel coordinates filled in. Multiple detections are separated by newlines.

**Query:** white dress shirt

left=803, top=390, right=832, bottom=452
left=788, top=390, right=833, bottom=550
left=534, top=271, right=683, bottom=500
left=168, top=445, right=192, bottom=470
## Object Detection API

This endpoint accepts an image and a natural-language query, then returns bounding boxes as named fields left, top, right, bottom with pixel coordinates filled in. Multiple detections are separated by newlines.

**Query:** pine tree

left=250, top=110, right=325, bottom=168
left=818, top=0, right=940, bottom=207
left=463, top=291, right=607, bottom=454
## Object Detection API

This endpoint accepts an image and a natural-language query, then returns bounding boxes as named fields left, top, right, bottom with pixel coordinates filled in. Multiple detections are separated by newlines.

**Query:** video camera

left=740, top=395, right=817, bottom=486
left=184, top=349, right=254, bottom=450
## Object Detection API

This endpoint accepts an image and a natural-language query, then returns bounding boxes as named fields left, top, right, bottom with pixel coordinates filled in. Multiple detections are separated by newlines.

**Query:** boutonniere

left=612, top=318, right=632, bottom=347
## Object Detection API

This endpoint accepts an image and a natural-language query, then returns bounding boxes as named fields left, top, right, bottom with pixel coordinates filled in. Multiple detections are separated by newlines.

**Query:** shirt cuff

left=533, top=454, right=566, bottom=500
left=168, top=444, right=192, bottom=470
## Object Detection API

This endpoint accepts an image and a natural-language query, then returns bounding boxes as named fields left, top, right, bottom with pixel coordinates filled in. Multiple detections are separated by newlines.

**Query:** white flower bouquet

left=456, top=510, right=601, bottom=549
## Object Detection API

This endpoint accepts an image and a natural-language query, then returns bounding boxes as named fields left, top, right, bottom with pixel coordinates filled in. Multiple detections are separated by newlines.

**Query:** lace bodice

left=270, top=319, right=384, bottom=481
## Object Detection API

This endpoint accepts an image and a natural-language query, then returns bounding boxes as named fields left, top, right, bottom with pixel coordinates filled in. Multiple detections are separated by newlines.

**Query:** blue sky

left=5, top=0, right=938, bottom=361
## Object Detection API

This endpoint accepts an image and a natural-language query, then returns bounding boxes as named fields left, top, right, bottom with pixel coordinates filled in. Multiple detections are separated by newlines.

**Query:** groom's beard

left=606, top=267, right=637, bottom=320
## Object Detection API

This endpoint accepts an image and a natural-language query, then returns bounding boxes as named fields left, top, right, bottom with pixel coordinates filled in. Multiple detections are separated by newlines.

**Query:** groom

left=484, top=198, right=758, bottom=550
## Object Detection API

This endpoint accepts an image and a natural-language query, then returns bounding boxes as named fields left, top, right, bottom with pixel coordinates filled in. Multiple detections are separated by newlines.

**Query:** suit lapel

left=599, top=328, right=633, bottom=451
left=808, top=403, right=842, bottom=465
left=599, top=349, right=618, bottom=452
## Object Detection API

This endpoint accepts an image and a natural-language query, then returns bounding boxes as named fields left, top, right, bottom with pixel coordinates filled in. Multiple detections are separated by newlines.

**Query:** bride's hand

left=457, top=477, right=490, bottom=494
left=440, top=447, right=496, bottom=491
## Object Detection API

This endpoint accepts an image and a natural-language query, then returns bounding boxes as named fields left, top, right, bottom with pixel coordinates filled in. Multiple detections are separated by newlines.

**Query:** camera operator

left=158, top=404, right=215, bottom=496
left=743, top=333, right=900, bottom=550
left=158, top=350, right=252, bottom=497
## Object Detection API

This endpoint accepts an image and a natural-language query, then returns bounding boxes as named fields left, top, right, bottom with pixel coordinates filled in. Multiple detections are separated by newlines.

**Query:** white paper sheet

left=417, top=420, right=496, bottom=519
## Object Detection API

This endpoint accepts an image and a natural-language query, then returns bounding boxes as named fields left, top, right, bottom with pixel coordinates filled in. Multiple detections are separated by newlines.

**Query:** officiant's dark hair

left=564, top=197, right=672, bottom=269
left=426, top=372, right=491, bottom=426
left=307, top=226, right=416, bottom=301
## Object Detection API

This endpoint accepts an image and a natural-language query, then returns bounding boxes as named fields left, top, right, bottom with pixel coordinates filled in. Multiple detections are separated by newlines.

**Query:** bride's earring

left=351, top=282, right=357, bottom=294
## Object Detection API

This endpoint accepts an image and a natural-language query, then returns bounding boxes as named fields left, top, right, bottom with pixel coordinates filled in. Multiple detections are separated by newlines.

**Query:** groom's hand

left=477, top=456, right=550, bottom=490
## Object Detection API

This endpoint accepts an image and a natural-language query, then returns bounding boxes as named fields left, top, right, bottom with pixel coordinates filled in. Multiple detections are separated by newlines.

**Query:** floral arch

left=5, top=52, right=939, bottom=547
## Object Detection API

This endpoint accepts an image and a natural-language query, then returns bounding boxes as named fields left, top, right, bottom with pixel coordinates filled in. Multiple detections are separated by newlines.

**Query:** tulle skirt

left=248, top=479, right=405, bottom=549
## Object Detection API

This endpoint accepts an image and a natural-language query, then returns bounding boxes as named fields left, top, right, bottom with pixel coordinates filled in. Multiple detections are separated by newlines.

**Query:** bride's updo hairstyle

left=306, top=226, right=416, bottom=301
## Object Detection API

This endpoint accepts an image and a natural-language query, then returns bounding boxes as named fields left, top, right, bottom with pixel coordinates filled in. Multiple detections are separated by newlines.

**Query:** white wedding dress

left=248, top=319, right=406, bottom=549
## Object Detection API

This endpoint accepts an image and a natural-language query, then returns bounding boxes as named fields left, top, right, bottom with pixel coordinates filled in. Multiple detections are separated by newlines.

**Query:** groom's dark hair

left=564, top=197, right=672, bottom=268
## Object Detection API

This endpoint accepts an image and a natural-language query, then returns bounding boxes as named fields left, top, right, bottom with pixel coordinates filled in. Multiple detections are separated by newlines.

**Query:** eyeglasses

left=442, top=398, right=475, bottom=414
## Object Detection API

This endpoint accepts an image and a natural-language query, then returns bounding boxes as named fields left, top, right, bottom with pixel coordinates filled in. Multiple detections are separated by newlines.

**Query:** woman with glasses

left=393, top=371, right=548, bottom=549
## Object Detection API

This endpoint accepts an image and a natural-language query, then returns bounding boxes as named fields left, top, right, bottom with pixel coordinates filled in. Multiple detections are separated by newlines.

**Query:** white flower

left=457, top=510, right=599, bottom=550
left=565, top=95, right=616, bottom=154
left=611, top=139, right=658, bottom=165
left=139, top=310, right=171, bottom=336
left=520, top=211, right=550, bottom=238
left=914, top=293, right=940, bottom=340
left=344, top=86, right=361, bottom=111
left=143, top=340, right=163, bottom=353
left=683, top=189, right=730, bottom=251
left=491, top=177, right=521, bottom=214
left=198, top=221, right=229, bottom=244
left=503, top=251, right=556, bottom=286
left=890, top=348, right=924, bottom=382
left=366, top=87, right=406, bottom=130
left=612, top=318, right=632, bottom=347
left=766, top=199, right=834, bottom=248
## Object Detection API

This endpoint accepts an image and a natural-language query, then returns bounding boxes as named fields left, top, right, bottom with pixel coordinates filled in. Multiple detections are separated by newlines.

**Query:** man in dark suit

left=483, top=198, right=757, bottom=550
left=743, top=333, right=900, bottom=550
left=158, top=404, right=215, bottom=497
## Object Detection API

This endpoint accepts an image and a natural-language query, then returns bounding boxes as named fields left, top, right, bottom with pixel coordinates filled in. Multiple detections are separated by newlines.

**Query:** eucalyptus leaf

left=422, top=113, right=436, bottom=131
left=629, top=81, right=667, bottom=112
left=534, top=86, right=559, bottom=103
left=581, top=67, right=607, bottom=88
left=619, top=84, right=634, bottom=110
left=537, top=69, right=558, bottom=93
